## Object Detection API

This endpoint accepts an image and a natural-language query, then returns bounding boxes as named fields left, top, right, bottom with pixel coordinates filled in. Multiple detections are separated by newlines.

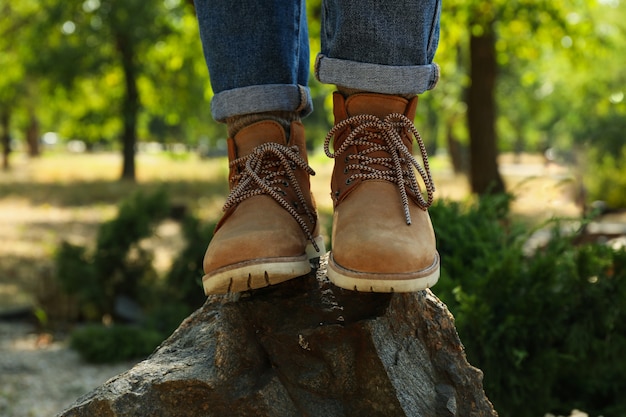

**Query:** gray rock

left=58, top=257, right=497, bottom=417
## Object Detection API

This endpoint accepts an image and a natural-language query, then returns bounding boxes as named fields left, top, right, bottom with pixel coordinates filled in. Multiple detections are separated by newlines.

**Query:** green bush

left=55, top=189, right=170, bottom=321
left=431, top=195, right=626, bottom=417
left=55, top=189, right=215, bottom=363
left=165, top=215, right=215, bottom=310
left=70, top=324, right=165, bottom=363
left=585, top=146, right=626, bottom=209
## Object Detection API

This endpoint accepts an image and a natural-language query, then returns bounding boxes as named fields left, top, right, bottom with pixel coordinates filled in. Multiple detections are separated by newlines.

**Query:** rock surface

left=58, top=256, right=497, bottom=417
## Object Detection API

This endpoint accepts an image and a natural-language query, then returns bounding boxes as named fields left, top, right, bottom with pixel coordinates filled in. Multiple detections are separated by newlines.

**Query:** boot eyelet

left=345, top=178, right=353, bottom=185
left=334, top=190, right=340, bottom=197
left=283, top=181, right=289, bottom=187
left=343, top=168, right=349, bottom=174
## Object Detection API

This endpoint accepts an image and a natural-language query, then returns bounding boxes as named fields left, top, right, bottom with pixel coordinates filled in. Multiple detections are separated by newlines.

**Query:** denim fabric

left=194, top=0, right=441, bottom=121
left=194, top=0, right=311, bottom=121
left=316, top=0, right=441, bottom=95
left=315, top=56, right=439, bottom=95
left=211, top=84, right=312, bottom=122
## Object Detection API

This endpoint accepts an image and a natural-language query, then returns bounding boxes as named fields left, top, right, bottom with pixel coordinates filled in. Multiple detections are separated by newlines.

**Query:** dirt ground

left=0, top=322, right=136, bottom=417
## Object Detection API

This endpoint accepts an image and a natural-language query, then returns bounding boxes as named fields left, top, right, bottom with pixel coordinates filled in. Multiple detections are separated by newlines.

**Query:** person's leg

left=195, top=0, right=312, bottom=124
left=316, top=0, right=440, bottom=96
left=194, top=0, right=324, bottom=295
left=316, top=0, right=441, bottom=292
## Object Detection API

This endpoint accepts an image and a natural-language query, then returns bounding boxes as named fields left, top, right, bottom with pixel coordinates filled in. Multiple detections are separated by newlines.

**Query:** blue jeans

left=195, top=0, right=441, bottom=122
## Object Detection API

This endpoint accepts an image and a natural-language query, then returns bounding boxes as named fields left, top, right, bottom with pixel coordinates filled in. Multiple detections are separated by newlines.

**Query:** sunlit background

left=1, top=0, right=625, bottom=416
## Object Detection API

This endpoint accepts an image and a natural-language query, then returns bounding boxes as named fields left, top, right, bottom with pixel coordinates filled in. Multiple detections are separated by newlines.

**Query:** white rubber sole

left=203, top=236, right=326, bottom=295
left=327, top=251, right=440, bottom=293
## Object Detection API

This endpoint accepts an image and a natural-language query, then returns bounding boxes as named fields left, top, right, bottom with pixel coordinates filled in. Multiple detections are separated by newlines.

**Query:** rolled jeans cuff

left=210, top=84, right=313, bottom=122
left=314, top=54, right=439, bottom=95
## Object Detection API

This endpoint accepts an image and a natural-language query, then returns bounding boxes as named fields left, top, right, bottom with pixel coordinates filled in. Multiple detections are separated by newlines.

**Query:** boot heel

left=306, top=235, right=326, bottom=266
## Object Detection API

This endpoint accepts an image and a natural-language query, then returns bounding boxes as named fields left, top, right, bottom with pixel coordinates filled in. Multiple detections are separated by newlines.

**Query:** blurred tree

left=30, top=0, right=199, bottom=180
left=467, top=9, right=504, bottom=195
left=0, top=111, right=9, bottom=171
left=139, top=7, right=225, bottom=149
left=0, top=2, right=16, bottom=170
left=4, top=0, right=623, bottom=201
left=441, top=0, right=527, bottom=194
left=437, top=0, right=607, bottom=195
left=566, top=1, right=626, bottom=207
left=0, top=0, right=41, bottom=168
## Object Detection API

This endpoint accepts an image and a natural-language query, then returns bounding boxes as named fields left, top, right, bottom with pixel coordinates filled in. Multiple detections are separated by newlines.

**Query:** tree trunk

left=1, top=109, right=11, bottom=171
left=467, top=26, right=505, bottom=195
left=117, top=34, right=139, bottom=181
left=26, top=109, right=40, bottom=157
left=59, top=256, right=498, bottom=417
left=446, top=120, right=468, bottom=174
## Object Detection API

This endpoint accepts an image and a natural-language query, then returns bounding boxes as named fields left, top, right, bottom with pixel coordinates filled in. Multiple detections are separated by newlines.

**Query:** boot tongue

left=345, top=93, right=414, bottom=120
left=230, top=121, right=288, bottom=158
left=338, top=93, right=419, bottom=183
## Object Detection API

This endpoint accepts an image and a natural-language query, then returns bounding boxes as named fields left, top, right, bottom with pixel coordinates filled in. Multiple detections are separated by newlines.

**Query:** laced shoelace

left=323, top=113, right=436, bottom=225
left=224, top=142, right=320, bottom=252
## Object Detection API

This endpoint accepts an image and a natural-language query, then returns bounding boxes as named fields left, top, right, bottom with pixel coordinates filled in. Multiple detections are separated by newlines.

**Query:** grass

left=1, top=152, right=230, bottom=210
left=0, top=149, right=580, bottom=319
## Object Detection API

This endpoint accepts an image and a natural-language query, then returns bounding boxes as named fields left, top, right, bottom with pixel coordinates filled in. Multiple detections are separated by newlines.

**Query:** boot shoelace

left=324, top=113, right=436, bottom=225
left=224, top=142, right=320, bottom=252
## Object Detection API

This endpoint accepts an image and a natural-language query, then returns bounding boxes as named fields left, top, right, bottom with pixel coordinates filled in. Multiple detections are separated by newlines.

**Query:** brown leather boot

left=324, top=92, right=439, bottom=292
left=202, top=120, right=325, bottom=295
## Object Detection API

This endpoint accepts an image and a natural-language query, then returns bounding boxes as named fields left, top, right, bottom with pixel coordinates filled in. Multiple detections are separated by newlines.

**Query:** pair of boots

left=203, top=92, right=439, bottom=295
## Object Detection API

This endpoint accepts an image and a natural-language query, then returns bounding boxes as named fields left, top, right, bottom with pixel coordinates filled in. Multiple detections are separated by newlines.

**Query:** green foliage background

left=55, top=190, right=209, bottom=362
left=431, top=195, right=626, bottom=417
left=1, top=0, right=625, bottom=202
